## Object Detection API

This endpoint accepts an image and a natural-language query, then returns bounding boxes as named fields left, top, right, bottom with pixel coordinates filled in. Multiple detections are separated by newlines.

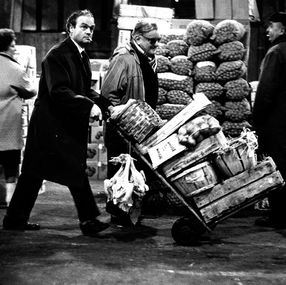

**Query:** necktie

left=81, top=50, right=91, bottom=74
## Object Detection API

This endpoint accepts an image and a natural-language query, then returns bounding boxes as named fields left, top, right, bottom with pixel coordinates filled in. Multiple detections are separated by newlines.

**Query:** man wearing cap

left=253, top=12, right=286, bottom=228
left=101, top=21, right=161, bottom=226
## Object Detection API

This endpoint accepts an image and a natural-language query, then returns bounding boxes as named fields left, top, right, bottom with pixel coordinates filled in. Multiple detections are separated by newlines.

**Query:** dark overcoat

left=21, top=37, right=108, bottom=187
left=252, top=35, right=286, bottom=175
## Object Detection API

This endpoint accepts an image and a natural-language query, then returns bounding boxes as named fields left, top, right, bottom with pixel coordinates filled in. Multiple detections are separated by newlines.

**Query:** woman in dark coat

left=3, top=10, right=110, bottom=236
left=253, top=12, right=286, bottom=228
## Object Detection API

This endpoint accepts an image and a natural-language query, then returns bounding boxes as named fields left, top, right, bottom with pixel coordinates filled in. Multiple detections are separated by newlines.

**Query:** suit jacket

left=21, top=37, right=108, bottom=187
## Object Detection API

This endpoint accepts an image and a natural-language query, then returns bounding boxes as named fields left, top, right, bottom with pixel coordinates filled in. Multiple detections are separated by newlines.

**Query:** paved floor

left=0, top=180, right=286, bottom=284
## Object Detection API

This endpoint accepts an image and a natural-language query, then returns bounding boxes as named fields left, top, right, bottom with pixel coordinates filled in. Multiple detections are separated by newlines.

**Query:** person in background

left=2, top=10, right=110, bottom=236
left=0, top=29, right=36, bottom=209
left=101, top=20, right=160, bottom=226
left=253, top=12, right=286, bottom=229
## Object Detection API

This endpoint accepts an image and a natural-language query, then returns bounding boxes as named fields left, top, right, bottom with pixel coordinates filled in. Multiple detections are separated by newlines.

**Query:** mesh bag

left=170, top=55, right=193, bottom=76
left=185, top=20, right=215, bottom=46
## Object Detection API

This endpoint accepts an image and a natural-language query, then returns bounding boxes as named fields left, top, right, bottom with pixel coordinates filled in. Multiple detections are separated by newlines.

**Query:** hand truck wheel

left=171, top=216, right=206, bottom=246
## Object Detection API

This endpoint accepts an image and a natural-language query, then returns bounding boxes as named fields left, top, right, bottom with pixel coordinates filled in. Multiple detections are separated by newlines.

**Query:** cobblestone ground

left=0, top=181, right=286, bottom=285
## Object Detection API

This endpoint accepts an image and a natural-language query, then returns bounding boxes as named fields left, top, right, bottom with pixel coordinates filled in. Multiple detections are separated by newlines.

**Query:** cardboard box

left=86, top=160, right=99, bottom=180
left=97, top=163, right=108, bottom=180
left=215, top=0, right=232, bottom=19
left=88, top=125, right=104, bottom=144
left=195, top=0, right=214, bottom=19
left=98, top=143, right=108, bottom=164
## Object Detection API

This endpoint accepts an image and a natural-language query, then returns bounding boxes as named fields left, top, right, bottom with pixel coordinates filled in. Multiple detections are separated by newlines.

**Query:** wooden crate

left=195, top=0, right=214, bottom=19
left=191, top=157, right=285, bottom=223
left=215, top=0, right=232, bottom=19
left=162, top=131, right=227, bottom=178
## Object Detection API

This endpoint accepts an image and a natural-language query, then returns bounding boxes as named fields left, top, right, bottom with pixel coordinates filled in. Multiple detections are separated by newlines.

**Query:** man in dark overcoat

left=253, top=12, right=286, bottom=228
left=2, top=10, right=110, bottom=236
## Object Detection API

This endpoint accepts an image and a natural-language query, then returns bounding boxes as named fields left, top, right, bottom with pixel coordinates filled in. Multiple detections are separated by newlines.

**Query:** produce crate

left=191, top=157, right=284, bottom=224
left=162, top=131, right=227, bottom=178
left=170, top=161, right=219, bottom=197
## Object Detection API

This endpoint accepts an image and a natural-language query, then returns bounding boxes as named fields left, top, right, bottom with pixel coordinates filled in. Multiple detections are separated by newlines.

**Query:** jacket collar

left=0, top=52, right=19, bottom=64
left=271, top=34, right=286, bottom=46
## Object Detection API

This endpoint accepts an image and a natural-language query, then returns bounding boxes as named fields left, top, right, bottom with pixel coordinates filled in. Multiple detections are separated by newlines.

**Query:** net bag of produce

left=194, top=61, right=217, bottom=82
left=216, top=60, right=246, bottom=82
left=166, top=90, right=192, bottom=105
left=187, top=42, right=217, bottom=62
left=104, top=154, right=149, bottom=225
left=158, top=87, right=168, bottom=104
left=222, top=120, right=252, bottom=137
left=225, top=78, right=251, bottom=100
left=156, top=103, right=186, bottom=120
left=177, top=114, right=221, bottom=148
left=224, top=98, right=251, bottom=111
left=156, top=55, right=171, bottom=73
left=217, top=41, right=246, bottom=61
left=201, top=100, right=224, bottom=121
left=195, top=82, right=224, bottom=100
left=160, top=32, right=185, bottom=44
left=185, top=20, right=215, bottom=46
left=158, top=72, right=194, bottom=94
left=211, top=19, right=246, bottom=45
left=170, top=55, right=193, bottom=76
left=166, top=39, right=189, bottom=57
left=155, top=43, right=169, bottom=57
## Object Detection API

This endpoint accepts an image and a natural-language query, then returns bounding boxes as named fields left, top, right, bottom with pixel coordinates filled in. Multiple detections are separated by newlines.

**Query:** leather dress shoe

left=80, top=219, right=109, bottom=236
left=3, top=220, right=40, bottom=231
left=255, top=216, right=286, bottom=229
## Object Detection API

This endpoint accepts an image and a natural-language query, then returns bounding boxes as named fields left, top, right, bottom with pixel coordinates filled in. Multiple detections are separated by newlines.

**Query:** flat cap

left=269, top=12, right=286, bottom=26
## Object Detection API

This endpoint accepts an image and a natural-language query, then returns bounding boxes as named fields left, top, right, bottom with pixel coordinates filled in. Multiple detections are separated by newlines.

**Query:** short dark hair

left=65, top=9, right=94, bottom=34
left=132, top=21, right=158, bottom=37
left=269, top=12, right=286, bottom=28
left=0, top=28, right=16, bottom=52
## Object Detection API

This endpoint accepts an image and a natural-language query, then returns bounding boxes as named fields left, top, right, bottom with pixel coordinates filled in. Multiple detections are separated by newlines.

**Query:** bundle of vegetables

left=211, top=19, right=246, bottom=45
left=177, top=114, right=221, bottom=148
left=155, top=43, right=169, bottom=57
left=166, top=90, right=192, bottom=105
left=158, top=87, right=167, bottom=104
left=194, top=61, right=217, bottom=82
left=200, top=100, right=224, bottom=121
left=110, top=99, right=164, bottom=143
left=158, top=72, right=194, bottom=94
left=217, top=41, right=246, bottom=61
left=156, top=103, right=186, bottom=120
left=166, top=39, right=189, bottom=57
left=156, top=55, right=171, bottom=73
left=170, top=55, right=193, bottom=76
left=195, top=82, right=224, bottom=100
left=104, top=154, right=149, bottom=225
left=222, top=121, right=252, bottom=137
left=185, top=20, right=215, bottom=46
left=225, top=78, right=251, bottom=100
left=187, top=42, right=217, bottom=62
left=216, top=60, right=246, bottom=82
